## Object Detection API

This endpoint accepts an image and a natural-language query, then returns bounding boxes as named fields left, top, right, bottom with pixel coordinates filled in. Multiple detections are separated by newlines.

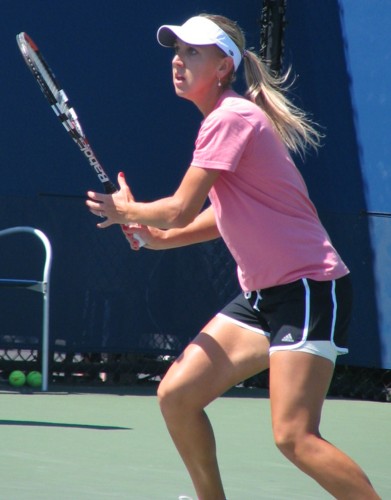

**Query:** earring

left=217, top=78, right=222, bottom=87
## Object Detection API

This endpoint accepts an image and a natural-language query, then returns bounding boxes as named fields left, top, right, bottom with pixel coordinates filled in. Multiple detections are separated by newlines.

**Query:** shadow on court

left=0, top=419, right=131, bottom=430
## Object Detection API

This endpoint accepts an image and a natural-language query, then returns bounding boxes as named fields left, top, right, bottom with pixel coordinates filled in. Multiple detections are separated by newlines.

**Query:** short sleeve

left=192, top=108, right=254, bottom=172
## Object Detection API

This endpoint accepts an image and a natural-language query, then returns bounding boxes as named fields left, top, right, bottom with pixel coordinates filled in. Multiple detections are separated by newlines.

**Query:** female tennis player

left=86, top=14, right=380, bottom=500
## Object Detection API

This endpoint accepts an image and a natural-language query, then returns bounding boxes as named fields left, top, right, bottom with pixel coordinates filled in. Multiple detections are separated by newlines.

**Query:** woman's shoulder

left=210, top=90, right=268, bottom=126
left=218, top=90, right=255, bottom=110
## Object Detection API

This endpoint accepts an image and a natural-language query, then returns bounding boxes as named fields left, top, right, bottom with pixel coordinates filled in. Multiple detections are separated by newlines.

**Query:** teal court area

left=0, top=385, right=389, bottom=500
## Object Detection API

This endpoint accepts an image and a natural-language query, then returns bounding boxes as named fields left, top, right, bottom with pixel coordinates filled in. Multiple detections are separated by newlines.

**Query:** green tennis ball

left=9, top=370, right=26, bottom=387
left=26, top=371, right=42, bottom=388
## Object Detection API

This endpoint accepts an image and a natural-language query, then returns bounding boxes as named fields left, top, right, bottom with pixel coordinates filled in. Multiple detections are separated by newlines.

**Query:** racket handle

left=132, top=232, right=146, bottom=247
left=103, top=181, right=118, bottom=194
left=103, top=183, right=145, bottom=247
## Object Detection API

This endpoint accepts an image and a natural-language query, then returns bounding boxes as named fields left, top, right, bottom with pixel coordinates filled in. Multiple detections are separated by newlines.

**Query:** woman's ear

left=217, top=56, right=234, bottom=81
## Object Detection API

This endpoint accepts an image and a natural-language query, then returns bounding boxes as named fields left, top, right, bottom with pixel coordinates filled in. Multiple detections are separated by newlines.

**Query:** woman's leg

left=269, top=351, right=380, bottom=499
left=158, top=314, right=270, bottom=500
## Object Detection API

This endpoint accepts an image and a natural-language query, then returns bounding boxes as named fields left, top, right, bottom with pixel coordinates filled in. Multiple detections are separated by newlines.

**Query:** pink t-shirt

left=191, top=90, right=349, bottom=292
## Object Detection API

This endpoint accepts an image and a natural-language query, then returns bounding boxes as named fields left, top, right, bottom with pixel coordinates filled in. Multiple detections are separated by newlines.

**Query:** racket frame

left=16, top=32, right=117, bottom=194
left=17, top=32, right=145, bottom=246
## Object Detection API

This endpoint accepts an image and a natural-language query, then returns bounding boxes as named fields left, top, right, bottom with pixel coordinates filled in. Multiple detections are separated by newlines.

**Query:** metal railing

left=0, top=227, right=52, bottom=391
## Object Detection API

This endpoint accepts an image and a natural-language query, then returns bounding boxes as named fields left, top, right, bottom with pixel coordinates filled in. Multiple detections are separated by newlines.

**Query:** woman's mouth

left=174, top=73, right=186, bottom=85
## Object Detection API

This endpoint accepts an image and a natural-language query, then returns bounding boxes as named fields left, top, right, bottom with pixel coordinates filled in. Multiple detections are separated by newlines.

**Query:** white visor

left=157, top=16, right=242, bottom=71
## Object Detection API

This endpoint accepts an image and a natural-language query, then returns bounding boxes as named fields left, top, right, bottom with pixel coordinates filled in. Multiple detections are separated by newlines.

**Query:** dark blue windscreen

left=1, top=0, right=390, bottom=368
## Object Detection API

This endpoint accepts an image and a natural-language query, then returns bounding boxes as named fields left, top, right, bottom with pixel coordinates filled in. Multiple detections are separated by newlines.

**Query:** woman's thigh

left=159, top=314, right=270, bottom=409
left=269, top=350, right=335, bottom=439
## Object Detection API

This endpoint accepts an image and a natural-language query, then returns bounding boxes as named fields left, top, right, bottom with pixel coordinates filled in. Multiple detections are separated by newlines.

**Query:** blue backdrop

left=1, top=0, right=390, bottom=368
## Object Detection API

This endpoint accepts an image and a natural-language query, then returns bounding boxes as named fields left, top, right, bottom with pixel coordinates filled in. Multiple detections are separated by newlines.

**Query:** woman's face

left=171, top=39, right=230, bottom=112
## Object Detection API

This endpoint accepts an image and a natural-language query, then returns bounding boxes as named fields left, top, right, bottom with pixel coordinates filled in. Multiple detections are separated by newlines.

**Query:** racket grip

left=133, top=232, right=146, bottom=247
left=103, top=181, right=118, bottom=194
left=103, top=184, right=146, bottom=247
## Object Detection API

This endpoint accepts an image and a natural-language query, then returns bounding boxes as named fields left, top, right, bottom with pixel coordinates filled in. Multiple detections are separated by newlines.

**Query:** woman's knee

left=157, top=376, right=196, bottom=420
left=273, top=425, right=297, bottom=458
left=157, top=377, right=176, bottom=413
left=273, top=424, right=320, bottom=463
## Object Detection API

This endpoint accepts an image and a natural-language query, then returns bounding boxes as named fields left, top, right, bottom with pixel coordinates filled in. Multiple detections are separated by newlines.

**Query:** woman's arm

left=86, top=166, right=220, bottom=229
left=122, top=204, right=220, bottom=251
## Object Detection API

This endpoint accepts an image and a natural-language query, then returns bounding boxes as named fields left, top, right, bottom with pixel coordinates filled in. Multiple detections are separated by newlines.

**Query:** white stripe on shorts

left=330, top=279, right=348, bottom=354
left=331, top=280, right=338, bottom=346
left=217, top=312, right=270, bottom=337
left=269, top=278, right=311, bottom=354
left=270, top=340, right=339, bottom=364
left=269, top=279, right=348, bottom=362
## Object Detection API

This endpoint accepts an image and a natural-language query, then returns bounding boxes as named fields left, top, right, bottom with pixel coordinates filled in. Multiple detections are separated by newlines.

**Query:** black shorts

left=219, top=275, right=352, bottom=358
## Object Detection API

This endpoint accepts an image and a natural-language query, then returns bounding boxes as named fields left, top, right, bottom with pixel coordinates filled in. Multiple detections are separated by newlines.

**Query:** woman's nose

left=172, top=54, right=183, bottom=66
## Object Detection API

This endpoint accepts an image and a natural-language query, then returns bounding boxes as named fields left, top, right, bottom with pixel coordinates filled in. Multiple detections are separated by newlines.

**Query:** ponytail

left=202, top=13, right=323, bottom=157
left=243, top=50, right=322, bottom=157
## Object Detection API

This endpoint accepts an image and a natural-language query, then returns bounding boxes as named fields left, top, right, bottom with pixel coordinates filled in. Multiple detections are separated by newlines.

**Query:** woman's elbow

left=168, top=212, right=195, bottom=228
left=166, top=205, right=197, bottom=228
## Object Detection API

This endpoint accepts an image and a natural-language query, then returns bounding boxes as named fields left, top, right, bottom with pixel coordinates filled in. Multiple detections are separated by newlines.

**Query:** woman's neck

left=194, top=88, right=228, bottom=117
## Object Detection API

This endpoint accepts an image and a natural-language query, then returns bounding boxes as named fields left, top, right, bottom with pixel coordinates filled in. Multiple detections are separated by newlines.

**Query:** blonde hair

left=202, top=14, right=323, bottom=157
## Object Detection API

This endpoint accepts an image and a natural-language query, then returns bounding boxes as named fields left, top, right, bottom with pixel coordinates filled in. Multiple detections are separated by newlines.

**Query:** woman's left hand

left=86, top=172, right=135, bottom=228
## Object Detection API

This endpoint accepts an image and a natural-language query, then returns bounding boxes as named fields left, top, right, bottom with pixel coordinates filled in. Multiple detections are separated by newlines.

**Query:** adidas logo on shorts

left=281, top=333, right=295, bottom=343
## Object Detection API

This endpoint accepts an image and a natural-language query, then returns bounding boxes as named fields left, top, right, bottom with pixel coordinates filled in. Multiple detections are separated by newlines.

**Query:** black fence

left=1, top=347, right=390, bottom=402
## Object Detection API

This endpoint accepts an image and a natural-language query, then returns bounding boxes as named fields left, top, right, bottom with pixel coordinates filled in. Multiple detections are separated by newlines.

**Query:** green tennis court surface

left=0, top=385, right=389, bottom=499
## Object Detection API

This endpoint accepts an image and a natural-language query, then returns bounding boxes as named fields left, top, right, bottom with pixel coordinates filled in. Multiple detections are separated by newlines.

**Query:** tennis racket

left=16, top=32, right=145, bottom=246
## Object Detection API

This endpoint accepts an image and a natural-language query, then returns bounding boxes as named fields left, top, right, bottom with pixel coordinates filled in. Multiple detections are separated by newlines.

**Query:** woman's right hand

left=121, top=224, right=165, bottom=251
